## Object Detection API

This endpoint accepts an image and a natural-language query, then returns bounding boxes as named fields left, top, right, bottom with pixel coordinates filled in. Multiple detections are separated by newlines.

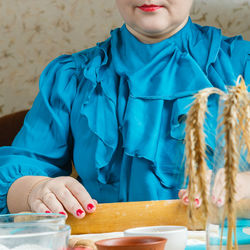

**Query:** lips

left=138, top=4, right=163, bottom=12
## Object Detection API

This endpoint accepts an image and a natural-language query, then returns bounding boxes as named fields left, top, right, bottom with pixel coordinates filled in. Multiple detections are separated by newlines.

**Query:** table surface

left=71, top=222, right=250, bottom=250
left=71, top=230, right=207, bottom=250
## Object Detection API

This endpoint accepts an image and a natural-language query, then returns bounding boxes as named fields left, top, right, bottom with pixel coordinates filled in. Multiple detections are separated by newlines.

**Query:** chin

left=133, top=16, right=172, bottom=34
left=136, top=24, right=171, bottom=37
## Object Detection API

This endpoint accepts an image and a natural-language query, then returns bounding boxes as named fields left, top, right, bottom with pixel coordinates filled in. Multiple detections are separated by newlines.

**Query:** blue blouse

left=0, top=18, right=249, bottom=214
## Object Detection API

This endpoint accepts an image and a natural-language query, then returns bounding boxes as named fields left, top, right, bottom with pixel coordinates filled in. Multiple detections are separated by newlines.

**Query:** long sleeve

left=0, top=55, right=78, bottom=214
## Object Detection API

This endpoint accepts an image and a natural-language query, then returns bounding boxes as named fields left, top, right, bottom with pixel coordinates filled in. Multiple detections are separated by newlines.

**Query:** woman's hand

left=178, top=188, right=203, bottom=208
left=212, top=169, right=250, bottom=207
left=179, top=169, right=250, bottom=208
left=28, top=176, right=97, bottom=218
left=178, top=169, right=212, bottom=208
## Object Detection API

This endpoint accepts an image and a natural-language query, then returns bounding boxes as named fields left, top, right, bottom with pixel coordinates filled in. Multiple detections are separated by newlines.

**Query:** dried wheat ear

left=184, top=76, right=249, bottom=250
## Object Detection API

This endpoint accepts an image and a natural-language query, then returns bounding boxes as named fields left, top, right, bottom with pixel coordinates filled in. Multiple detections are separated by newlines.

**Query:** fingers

left=212, top=168, right=226, bottom=207
left=213, top=190, right=225, bottom=208
left=235, top=172, right=250, bottom=201
left=42, top=191, right=68, bottom=215
left=212, top=170, right=250, bottom=207
left=179, top=189, right=201, bottom=207
left=182, top=194, right=189, bottom=206
left=180, top=168, right=246, bottom=209
left=29, top=199, right=51, bottom=214
left=65, top=178, right=96, bottom=214
left=178, top=189, right=189, bottom=205
left=28, top=177, right=97, bottom=219
left=178, top=189, right=186, bottom=199
left=50, top=184, right=86, bottom=219
left=30, top=190, right=68, bottom=217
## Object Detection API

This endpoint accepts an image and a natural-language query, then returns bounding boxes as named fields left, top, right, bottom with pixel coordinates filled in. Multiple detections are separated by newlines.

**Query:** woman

left=1, top=0, right=249, bottom=218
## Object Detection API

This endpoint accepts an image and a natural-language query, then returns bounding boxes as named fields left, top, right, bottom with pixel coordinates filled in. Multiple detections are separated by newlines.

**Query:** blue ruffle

left=72, top=20, right=228, bottom=187
left=73, top=43, right=119, bottom=184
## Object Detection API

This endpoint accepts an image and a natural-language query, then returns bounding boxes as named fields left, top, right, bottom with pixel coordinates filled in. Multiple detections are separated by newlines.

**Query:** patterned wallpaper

left=0, top=0, right=249, bottom=117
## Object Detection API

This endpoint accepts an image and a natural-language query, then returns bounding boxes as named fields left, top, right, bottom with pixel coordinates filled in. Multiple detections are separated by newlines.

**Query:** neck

left=126, top=17, right=189, bottom=44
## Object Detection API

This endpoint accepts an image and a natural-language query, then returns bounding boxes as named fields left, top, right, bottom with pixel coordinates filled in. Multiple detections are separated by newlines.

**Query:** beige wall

left=0, top=0, right=249, bottom=117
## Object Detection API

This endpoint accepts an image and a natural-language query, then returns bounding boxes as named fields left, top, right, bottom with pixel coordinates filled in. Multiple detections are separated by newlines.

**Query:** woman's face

left=116, top=0, right=193, bottom=42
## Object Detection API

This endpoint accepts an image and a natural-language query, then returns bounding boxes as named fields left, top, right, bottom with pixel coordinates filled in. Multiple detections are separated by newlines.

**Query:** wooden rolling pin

left=66, top=200, right=206, bottom=235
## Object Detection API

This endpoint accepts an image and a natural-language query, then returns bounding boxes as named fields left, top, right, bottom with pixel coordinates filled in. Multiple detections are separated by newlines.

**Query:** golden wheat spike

left=235, top=76, right=250, bottom=163
left=185, top=88, right=223, bottom=224
left=221, top=77, right=249, bottom=250
left=185, top=76, right=249, bottom=250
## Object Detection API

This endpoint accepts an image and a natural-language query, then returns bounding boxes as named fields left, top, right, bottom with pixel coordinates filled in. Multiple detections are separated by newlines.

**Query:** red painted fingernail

left=183, top=196, right=189, bottom=203
left=87, top=203, right=95, bottom=210
left=195, top=198, right=200, bottom=205
left=76, top=209, right=84, bottom=216
left=59, top=212, right=66, bottom=215
left=217, top=198, right=222, bottom=205
left=45, top=210, right=51, bottom=213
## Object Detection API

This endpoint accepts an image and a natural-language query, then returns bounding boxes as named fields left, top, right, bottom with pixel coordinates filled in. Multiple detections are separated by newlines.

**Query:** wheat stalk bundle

left=220, top=76, right=249, bottom=250
left=185, top=75, right=249, bottom=250
left=185, top=88, right=223, bottom=223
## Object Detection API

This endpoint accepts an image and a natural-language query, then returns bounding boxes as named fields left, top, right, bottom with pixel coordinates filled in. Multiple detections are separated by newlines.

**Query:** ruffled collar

left=108, top=18, right=223, bottom=100
left=74, top=18, right=227, bottom=186
left=111, top=17, right=193, bottom=74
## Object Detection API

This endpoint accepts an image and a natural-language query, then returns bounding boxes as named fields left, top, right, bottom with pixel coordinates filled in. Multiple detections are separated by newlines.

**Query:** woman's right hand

left=178, top=169, right=212, bottom=208
left=28, top=176, right=97, bottom=219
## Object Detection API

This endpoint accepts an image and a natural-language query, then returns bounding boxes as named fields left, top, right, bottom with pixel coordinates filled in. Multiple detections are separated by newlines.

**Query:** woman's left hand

left=211, top=169, right=250, bottom=207
left=179, top=169, right=250, bottom=207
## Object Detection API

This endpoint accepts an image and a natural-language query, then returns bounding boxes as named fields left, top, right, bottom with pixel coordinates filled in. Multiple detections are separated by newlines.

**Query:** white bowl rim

left=124, top=225, right=187, bottom=235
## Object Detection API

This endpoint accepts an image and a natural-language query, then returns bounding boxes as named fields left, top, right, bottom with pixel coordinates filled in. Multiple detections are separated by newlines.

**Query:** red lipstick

left=138, top=4, right=163, bottom=12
